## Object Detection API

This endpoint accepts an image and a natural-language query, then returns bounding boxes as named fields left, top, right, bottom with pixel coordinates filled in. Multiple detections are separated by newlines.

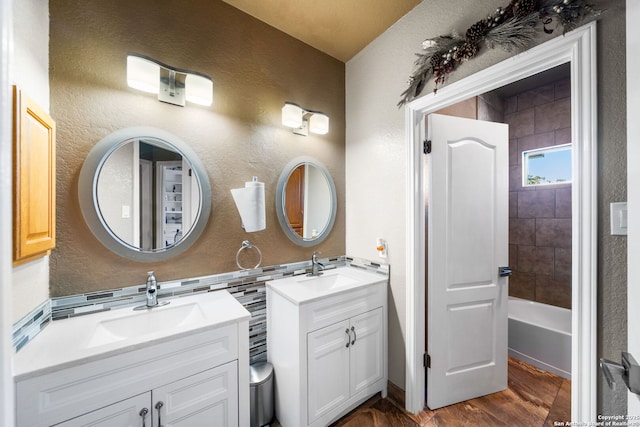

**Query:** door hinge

left=423, top=139, right=431, bottom=154
left=424, top=353, right=431, bottom=368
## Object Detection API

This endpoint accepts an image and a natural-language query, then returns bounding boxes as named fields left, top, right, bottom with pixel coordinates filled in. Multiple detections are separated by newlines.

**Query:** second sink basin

left=294, top=272, right=359, bottom=291
left=267, top=266, right=387, bottom=304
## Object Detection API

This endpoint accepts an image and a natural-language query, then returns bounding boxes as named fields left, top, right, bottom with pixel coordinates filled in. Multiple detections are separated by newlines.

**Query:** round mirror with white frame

left=275, top=156, right=337, bottom=247
left=78, top=126, right=211, bottom=261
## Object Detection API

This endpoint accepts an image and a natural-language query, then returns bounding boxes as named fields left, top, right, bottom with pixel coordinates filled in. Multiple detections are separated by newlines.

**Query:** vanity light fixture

left=281, top=102, right=329, bottom=136
left=126, top=54, right=213, bottom=107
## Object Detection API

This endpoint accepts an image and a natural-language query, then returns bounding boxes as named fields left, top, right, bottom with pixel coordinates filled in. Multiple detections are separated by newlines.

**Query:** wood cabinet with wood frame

left=12, top=86, right=56, bottom=265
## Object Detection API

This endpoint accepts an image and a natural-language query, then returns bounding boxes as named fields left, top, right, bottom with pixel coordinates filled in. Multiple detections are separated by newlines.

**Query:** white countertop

left=266, top=266, right=387, bottom=305
left=14, top=290, right=250, bottom=380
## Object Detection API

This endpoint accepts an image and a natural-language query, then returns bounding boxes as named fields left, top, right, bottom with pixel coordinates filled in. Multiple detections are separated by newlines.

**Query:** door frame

left=405, top=22, right=598, bottom=421
left=0, top=0, right=14, bottom=425
left=627, top=0, right=640, bottom=415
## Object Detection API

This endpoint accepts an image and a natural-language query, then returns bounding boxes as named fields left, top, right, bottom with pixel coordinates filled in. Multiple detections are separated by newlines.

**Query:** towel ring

left=236, top=240, right=263, bottom=270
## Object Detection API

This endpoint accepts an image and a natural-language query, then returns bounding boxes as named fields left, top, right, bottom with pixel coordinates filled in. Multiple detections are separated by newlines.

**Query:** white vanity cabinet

left=14, top=291, right=250, bottom=427
left=267, top=268, right=387, bottom=427
left=55, top=361, right=238, bottom=427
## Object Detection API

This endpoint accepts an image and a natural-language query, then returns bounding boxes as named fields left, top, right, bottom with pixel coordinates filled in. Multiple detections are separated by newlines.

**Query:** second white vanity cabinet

left=307, top=307, right=384, bottom=424
left=267, top=267, right=388, bottom=427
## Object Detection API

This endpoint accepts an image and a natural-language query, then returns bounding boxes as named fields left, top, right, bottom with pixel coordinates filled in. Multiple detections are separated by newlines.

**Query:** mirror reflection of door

left=97, top=139, right=200, bottom=250
left=285, top=164, right=305, bottom=237
left=139, top=159, right=153, bottom=250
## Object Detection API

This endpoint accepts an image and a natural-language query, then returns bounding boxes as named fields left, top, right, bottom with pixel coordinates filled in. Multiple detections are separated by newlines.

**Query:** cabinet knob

left=345, top=328, right=351, bottom=348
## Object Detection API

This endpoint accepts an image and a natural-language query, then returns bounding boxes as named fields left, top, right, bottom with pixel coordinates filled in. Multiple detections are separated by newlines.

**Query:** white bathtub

left=508, top=297, right=571, bottom=379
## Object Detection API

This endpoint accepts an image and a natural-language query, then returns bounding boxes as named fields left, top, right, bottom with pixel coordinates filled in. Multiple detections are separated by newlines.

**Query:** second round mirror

left=276, top=157, right=337, bottom=247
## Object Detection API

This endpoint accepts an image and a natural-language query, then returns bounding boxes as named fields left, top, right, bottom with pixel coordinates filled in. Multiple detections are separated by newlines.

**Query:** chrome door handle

left=498, top=266, right=512, bottom=277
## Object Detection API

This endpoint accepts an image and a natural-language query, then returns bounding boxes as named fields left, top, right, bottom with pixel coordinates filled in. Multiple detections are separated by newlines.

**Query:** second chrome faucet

left=309, top=251, right=325, bottom=277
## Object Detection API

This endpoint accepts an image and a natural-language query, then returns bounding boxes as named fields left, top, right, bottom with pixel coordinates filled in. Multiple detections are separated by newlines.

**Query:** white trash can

left=250, top=362, right=274, bottom=427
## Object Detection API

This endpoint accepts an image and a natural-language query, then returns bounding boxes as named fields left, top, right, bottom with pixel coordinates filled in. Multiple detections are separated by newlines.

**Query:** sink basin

left=13, top=290, right=251, bottom=380
left=87, top=302, right=205, bottom=348
left=267, top=266, right=387, bottom=304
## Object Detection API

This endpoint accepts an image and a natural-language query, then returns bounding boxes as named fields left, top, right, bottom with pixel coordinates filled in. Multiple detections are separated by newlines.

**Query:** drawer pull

left=351, top=326, right=357, bottom=346
left=139, top=408, right=148, bottom=427
left=345, top=328, right=351, bottom=348
left=155, top=401, right=164, bottom=427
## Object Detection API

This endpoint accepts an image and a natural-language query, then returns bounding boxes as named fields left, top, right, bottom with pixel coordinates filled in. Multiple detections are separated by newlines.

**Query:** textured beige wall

left=49, top=0, right=345, bottom=297
left=346, top=0, right=626, bottom=414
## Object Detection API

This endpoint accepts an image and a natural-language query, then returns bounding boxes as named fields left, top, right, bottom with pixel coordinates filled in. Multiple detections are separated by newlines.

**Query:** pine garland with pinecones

left=398, top=0, right=601, bottom=107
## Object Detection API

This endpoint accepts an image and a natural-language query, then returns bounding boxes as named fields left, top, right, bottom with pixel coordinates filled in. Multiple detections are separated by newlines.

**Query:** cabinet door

left=307, top=320, right=350, bottom=424
left=54, top=392, right=150, bottom=427
left=12, top=86, right=56, bottom=265
left=152, top=361, right=238, bottom=427
left=349, top=308, right=384, bottom=396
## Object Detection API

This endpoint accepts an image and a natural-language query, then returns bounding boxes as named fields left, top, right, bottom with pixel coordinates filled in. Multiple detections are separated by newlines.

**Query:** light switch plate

left=610, top=202, right=627, bottom=235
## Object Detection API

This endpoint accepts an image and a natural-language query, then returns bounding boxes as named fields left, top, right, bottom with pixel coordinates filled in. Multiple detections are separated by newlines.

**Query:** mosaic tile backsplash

left=13, top=256, right=389, bottom=364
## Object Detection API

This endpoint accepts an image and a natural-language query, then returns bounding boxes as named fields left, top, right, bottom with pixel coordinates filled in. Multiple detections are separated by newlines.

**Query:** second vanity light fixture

left=126, top=53, right=213, bottom=107
left=282, top=102, right=329, bottom=136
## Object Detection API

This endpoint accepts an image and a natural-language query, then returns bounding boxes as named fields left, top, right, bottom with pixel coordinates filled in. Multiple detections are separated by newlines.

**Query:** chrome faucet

left=134, top=271, right=169, bottom=310
left=309, top=251, right=325, bottom=277
left=145, top=271, right=158, bottom=307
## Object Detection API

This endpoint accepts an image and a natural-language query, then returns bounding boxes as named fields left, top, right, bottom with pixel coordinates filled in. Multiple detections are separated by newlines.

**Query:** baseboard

left=387, top=380, right=405, bottom=408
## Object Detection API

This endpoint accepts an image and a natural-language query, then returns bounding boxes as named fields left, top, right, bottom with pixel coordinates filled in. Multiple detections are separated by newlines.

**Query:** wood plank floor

left=326, top=358, right=571, bottom=427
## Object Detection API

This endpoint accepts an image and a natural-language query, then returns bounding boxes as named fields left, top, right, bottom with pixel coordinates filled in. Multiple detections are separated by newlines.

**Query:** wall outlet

left=376, top=238, right=387, bottom=258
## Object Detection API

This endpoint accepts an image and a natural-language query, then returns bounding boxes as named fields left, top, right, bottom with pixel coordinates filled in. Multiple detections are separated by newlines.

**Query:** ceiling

left=221, top=0, right=422, bottom=62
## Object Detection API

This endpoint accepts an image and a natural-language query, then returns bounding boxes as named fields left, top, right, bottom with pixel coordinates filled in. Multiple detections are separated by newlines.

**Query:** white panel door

left=349, top=308, right=384, bottom=395
left=54, top=392, right=150, bottom=427
left=153, top=361, right=238, bottom=427
left=426, top=113, right=509, bottom=409
left=307, top=320, right=350, bottom=424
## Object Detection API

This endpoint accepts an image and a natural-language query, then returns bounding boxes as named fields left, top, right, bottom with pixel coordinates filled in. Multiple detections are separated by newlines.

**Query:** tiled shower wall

left=504, top=78, right=572, bottom=309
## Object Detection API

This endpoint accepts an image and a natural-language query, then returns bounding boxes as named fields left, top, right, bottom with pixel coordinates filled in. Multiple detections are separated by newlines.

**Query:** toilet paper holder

left=231, top=177, right=266, bottom=233
left=236, top=240, right=263, bottom=270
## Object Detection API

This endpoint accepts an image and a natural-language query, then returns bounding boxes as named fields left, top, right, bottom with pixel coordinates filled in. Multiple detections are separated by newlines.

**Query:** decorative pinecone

left=512, top=0, right=537, bottom=17
left=453, top=42, right=480, bottom=62
left=433, top=64, right=452, bottom=79
left=466, top=20, right=490, bottom=44
left=429, top=52, right=445, bottom=69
